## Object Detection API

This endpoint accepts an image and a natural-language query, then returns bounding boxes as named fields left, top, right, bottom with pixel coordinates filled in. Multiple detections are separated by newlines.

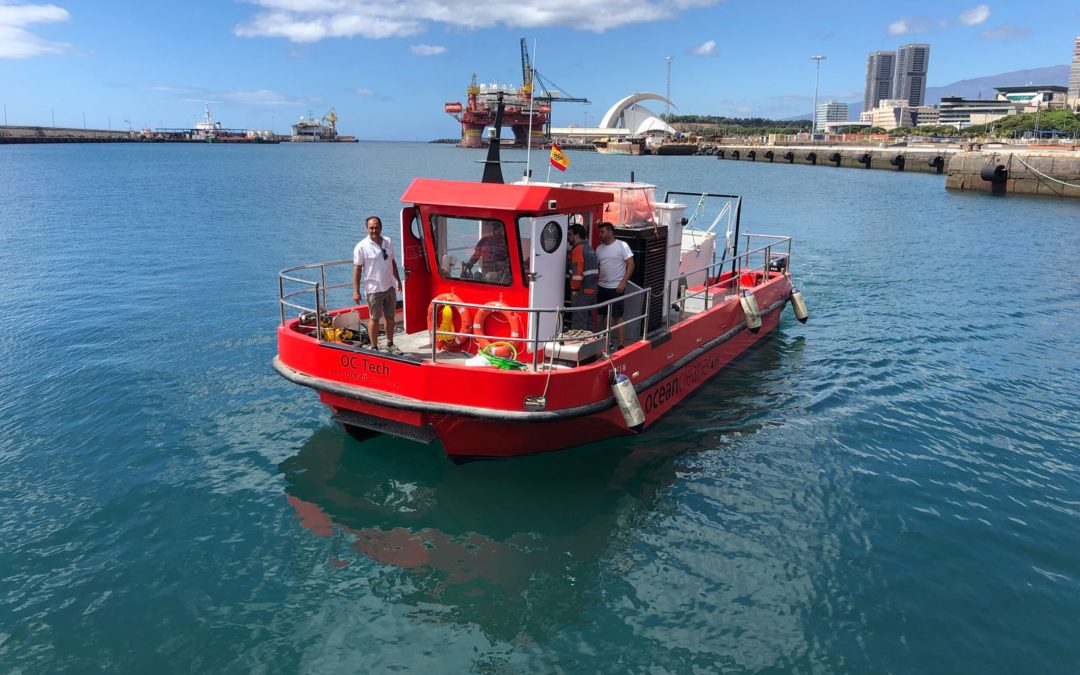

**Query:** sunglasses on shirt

left=381, top=247, right=388, bottom=261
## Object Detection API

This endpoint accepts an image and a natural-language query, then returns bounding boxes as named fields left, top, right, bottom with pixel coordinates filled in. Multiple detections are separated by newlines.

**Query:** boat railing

left=667, top=235, right=792, bottom=322
left=278, top=260, right=651, bottom=370
left=278, top=260, right=354, bottom=339
left=428, top=288, right=651, bottom=371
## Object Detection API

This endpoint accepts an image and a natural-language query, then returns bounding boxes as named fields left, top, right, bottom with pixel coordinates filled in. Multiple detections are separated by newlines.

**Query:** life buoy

left=426, top=293, right=472, bottom=350
left=472, top=301, right=526, bottom=358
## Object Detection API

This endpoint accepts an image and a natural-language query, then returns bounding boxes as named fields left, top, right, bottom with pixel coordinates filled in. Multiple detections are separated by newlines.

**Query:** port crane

left=519, top=38, right=590, bottom=132
left=321, top=109, right=337, bottom=132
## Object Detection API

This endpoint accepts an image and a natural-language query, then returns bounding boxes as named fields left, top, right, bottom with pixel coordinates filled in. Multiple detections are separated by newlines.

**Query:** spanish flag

left=549, top=143, right=570, bottom=172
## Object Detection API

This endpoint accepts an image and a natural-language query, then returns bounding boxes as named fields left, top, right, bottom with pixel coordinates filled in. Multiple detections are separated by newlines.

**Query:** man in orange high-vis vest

left=567, top=223, right=598, bottom=331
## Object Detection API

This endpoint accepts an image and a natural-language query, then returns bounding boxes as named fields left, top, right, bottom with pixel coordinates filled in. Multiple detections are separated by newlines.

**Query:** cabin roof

left=400, top=178, right=613, bottom=212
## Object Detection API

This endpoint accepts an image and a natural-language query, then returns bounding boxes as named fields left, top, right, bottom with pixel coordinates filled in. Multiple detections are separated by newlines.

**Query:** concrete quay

left=945, top=149, right=1080, bottom=198
left=0, top=125, right=280, bottom=144
left=709, top=144, right=958, bottom=174
left=0, top=125, right=134, bottom=143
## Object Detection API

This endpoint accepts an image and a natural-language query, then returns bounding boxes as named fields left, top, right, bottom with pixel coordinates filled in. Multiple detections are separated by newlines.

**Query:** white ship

left=291, top=109, right=354, bottom=142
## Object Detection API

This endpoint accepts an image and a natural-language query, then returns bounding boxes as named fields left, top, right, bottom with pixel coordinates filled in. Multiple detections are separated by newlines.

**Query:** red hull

left=275, top=277, right=790, bottom=458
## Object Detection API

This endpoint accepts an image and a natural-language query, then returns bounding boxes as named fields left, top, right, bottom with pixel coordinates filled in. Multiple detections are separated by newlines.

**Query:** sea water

left=1, top=142, right=1079, bottom=673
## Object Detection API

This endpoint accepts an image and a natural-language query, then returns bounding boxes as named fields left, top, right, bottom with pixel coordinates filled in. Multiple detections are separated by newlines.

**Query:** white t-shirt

left=596, top=239, right=633, bottom=288
left=353, top=236, right=396, bottom=294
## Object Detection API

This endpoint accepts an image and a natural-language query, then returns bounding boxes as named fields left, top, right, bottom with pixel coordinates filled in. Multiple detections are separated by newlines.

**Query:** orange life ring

left=426, top=293, right=472, bottom=350
left=472, top=301, right=526, bottom=357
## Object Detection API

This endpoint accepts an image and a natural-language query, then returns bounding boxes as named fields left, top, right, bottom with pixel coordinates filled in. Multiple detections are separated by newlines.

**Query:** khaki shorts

left=368, top=288, right=397, bottom=321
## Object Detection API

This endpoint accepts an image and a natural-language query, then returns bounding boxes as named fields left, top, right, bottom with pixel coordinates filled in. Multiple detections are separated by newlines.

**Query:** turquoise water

left=1, top=142, right=1079, bottom=673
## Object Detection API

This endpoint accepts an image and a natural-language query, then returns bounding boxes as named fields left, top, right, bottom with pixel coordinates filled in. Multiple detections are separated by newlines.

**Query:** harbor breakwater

left=0, top=125, right=280, bottom=144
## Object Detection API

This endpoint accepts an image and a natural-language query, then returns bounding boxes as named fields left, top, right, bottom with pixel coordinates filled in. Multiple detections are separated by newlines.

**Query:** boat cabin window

left=568, top=212, right=593, bottom=239
left=431, top=215, right=513, bottom=286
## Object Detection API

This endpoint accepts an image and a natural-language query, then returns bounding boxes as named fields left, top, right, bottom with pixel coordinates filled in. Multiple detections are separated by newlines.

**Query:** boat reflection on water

left=278, top=332, right=798, bottom=644
left=279, top=429, right=686, bottom=644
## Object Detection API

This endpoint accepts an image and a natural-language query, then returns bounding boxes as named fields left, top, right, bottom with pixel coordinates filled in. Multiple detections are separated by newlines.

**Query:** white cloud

left=886, top=16, right=942, bottom=35
left=147, top=84, right=311, bottom=107
left=410, top=44, right=445, bottom=56
left=690, top=40, right=715, bottom=57
left=887, top=19, right=910, bottom=35
left=978, top=23, right=1031, bottom=40
left=235, top=0, right=724, bottom=41
left=0, top=3, right=70, bottom=58
left=959, top=4, right=990, bottom=26
left=352, top=87, right=376, bottom=95
left=220, top=89, right=303, bottom=106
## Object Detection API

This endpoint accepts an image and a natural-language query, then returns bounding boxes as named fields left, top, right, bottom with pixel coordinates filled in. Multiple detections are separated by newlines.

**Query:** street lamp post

left=1034, top=97, right=1041, bottom=141
left=665, top=56, right=672, bottom=117
left=810, top=55, right=826, bottom=136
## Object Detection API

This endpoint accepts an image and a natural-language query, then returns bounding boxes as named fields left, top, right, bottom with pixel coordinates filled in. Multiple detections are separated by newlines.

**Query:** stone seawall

left=945, top=150, right=1080, bottom=198
left=710, top=145, right=957, bottom=174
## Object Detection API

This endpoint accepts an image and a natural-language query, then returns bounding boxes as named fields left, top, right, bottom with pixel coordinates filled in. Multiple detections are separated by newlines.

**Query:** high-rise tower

left=894, top=43, right=931, bottom=106
left=1068, top=36, right=1080, bottom=102
left=863, top=51, right=896, bottom=112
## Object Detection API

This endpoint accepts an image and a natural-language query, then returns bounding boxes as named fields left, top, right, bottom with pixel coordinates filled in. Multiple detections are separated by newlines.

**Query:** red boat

left=274, top=119, right=807, bottom=460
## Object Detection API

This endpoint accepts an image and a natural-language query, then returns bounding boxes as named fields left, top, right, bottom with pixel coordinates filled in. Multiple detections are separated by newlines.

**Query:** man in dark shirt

left=464, top=223, right=510, bottom=281
left=567, top=223, right=598, bottom=330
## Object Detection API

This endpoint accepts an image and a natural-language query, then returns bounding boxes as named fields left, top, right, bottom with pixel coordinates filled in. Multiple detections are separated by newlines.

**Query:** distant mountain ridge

left=791, top=64, right=1069, bottom=121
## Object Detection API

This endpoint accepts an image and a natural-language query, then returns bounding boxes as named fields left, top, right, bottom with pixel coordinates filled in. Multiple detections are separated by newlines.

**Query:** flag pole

left=524, top=40, right=537, bottom=184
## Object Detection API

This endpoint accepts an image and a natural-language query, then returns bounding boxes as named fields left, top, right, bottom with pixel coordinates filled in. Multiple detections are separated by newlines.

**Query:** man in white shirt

left=595, top=222, right=635, bottom=350
left=352, top=216, right=403, bottom=354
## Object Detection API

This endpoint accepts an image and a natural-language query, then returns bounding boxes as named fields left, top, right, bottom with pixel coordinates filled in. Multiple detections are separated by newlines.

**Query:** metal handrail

left=428, top=287, right=650, bottom=370
left=666, top=236, right=792, bottom=322
left=278, top=259, right=651, bottom=370
left=278, top=260, right=354, bottom=338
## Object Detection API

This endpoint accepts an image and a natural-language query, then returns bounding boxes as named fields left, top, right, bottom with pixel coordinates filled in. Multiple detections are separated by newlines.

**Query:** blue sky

left=1, top=1, right=1077, bottom=139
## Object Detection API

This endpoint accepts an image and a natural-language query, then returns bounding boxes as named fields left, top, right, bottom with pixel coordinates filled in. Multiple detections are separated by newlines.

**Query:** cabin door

left=400, top=207, right=431, bottom=333
left=525, top=215, right=569, bottom=343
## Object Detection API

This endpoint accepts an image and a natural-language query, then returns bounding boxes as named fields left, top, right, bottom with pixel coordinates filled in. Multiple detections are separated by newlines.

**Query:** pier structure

left=946, top=150, right=1080, bottom=198
left=710, top=144, right=958, bottom=174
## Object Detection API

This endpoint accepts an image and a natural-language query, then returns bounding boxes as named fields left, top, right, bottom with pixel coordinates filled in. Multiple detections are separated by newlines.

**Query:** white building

left=994, top=85, right=1069, bottom=111
left=937, top=97, right=1019, bottom=129
left=869, top=99, right=915, bottom=130
left=815, top=101, right=848, bottom=130
left=550, top=92, right=677, bottom=141
left=864, top=99, right=939, bottom=130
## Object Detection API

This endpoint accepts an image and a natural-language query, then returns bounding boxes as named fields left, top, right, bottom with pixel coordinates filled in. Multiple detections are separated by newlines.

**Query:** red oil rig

left=444, top=39, right=588, bottom=148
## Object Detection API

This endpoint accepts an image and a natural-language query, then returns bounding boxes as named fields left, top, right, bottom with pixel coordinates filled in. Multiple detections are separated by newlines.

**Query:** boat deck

left=332, top=311, right=607, bottom=367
